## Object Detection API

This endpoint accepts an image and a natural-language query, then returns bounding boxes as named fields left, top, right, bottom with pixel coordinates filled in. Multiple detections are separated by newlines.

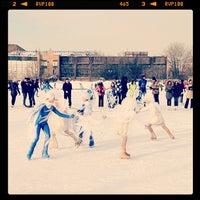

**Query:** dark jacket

left=62, top=82, right=72, bottom=94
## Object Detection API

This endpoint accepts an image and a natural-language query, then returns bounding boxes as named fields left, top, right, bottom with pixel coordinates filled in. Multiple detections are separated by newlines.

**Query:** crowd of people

left=8, top=75, right=193, bottom=160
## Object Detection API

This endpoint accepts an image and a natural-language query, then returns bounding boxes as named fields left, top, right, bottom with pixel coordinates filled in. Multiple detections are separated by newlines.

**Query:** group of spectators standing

left=134, top=75, right=193, bottom=110
left=8, top=78, right=58, bottom=108
left=8, top=78, right=40, bottom=108
left=165, top=79, right=193, bottom=110
left=94, top=76, right=128, bottom=108
left=8, top=75, right=193, bottom=111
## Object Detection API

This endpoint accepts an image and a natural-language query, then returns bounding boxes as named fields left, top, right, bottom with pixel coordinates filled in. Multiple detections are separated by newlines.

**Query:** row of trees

left=164, top=42, right=193, bottom=80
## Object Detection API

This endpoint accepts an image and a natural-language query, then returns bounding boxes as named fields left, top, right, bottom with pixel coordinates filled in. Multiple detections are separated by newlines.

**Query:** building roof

left=8, top=44, right=26, bottom=53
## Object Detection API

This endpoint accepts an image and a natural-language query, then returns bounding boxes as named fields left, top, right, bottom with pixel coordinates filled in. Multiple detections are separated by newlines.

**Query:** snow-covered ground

left=8, top=80, right=193, bottom=194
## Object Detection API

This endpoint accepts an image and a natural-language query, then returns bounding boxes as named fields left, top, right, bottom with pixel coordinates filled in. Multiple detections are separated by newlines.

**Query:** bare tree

left=164, top=42, right=193, bottom=80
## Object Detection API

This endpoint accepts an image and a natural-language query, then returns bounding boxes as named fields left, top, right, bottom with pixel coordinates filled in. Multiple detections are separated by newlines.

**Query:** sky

left=8, top=10, right=193, bottom=56
left=7, top=80, right=193, bottom=195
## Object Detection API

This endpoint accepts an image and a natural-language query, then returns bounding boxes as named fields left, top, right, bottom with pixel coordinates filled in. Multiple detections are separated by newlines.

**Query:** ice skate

left=79, top=131, right=84, bottom=139
left=27, top=154, right=31, bottom=160
left=89, top=134, right=94, bottom=147
left=169, top=134, right=175, bottom=139
left=125, top=152, right=130, bottom=156
left=42, top=153, right=50, bottom=159
left=120, top=152, right=131, bottom=159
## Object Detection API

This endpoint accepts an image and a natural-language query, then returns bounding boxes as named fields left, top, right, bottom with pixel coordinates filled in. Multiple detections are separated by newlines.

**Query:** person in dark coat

left=62, top=78, right=72, bottom=108
left=9, top=79, right=20, bottom=107
left=172, top=80, right=182, bottom=110
left=138, top=74, right=147, bottom=98
left=121, top=76, right=128, bottom=103
left=165, top=80, right=173, bottom=109
left=21, top=77, right=29, bottom=107
left=27, top=79, right=36, bottom=107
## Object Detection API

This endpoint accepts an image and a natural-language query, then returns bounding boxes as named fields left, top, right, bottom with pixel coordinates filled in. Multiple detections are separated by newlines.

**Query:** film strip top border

left=0, top=0, right=195, bottom=9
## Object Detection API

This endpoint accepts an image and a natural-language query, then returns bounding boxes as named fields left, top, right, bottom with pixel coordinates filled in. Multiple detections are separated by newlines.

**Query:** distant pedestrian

left=21, top=77, right=29, bottom=107
left=138, top=74, right=147, bottom=97
left=62, top=78, right=72, bottom=108
left=172, top=80, right=182, bottom=110
left=138, top=74, right=147, bottom=99
left=179, top=80, right=185, bottom=104
left=9, top=79, right=20, bottom=108
left=165, top=80, right=173, bottom=110
left=128, top=79, right=137, bottom=98
left=150, top=76, right=160, bottom=104
left=34, top=79, right=40, bottom=97
left=121, top=76, right=128, bottom=103
left=113, top=77, right=122, bottom=105
left=95, top=81, right=106, bottom=107
left=184, top=79, right=193, bottom=109
left=27, top=79, right=36, bottom=107
left=106, top=81, right=116, bottom=109
left=41, top=80, right=53, bottom=93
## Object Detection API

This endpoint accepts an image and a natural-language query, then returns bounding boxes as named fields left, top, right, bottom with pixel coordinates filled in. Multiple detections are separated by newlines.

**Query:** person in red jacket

left=95, top=81, right=105, bottom=107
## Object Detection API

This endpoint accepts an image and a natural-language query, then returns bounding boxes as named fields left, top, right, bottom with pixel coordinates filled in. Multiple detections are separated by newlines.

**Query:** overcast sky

left=8, top=10, right=193, bottom=56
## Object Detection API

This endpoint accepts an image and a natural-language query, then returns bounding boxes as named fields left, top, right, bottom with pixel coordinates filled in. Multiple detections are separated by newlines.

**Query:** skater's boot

left=125, top=152, right=130, bottom=156
left=42, top=152, right=50, bottom=158
left=89, top=134, right=94, bottom=147
left=42, top=143, right=50, bottom=158
left=27, top=153, right=32, bottom=160
left=26, top=141, right=37, bottom=160
left=120, top=152, right=131, bottom=159
left=79, top=131, right=84, bottom=139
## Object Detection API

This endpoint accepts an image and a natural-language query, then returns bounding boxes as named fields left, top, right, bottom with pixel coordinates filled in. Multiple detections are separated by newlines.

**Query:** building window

left=41, top=60, right=48, bottom=66
left=53, top=60, right=58, bottom=67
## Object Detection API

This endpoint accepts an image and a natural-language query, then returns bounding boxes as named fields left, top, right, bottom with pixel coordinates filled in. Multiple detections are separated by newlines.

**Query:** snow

left=8, top=80, right=193, bottom=195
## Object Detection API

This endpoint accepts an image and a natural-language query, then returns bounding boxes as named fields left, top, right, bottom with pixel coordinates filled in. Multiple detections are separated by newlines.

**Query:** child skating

left=76, top=92, right=95, bottom=147
left=26, top=92, right=75, bottom=160
left=137, top=95, right=175, bottom=140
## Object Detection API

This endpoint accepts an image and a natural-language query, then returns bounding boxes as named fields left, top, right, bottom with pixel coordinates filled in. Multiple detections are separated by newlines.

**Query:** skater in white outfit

left=137, top=95, right=175, bottom=140
left=48, top=91, right=82, bottom=149
left=103, top=95, right=136, bottom=159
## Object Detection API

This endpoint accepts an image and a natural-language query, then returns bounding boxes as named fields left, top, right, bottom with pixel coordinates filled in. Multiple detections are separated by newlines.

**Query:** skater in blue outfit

left=27, top=92, right=75, bottom=160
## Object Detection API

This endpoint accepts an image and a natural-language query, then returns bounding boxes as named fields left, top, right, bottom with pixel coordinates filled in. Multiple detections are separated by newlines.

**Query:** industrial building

left=8, top=44, right=167, bottom=81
